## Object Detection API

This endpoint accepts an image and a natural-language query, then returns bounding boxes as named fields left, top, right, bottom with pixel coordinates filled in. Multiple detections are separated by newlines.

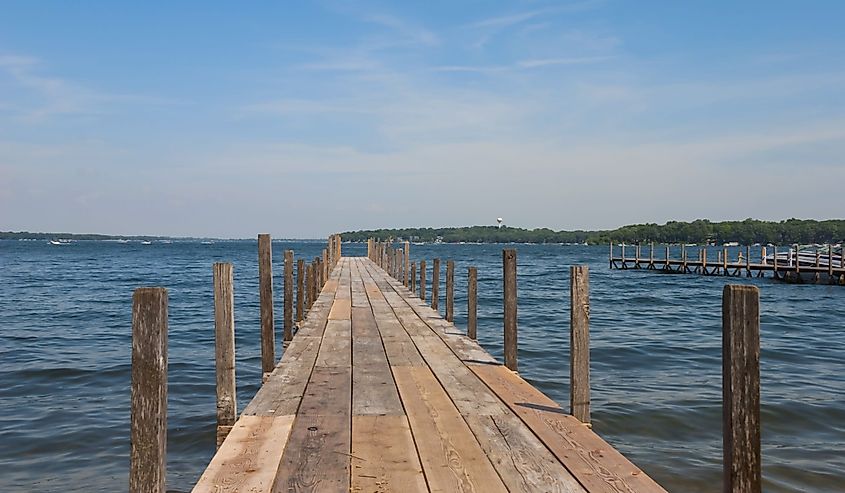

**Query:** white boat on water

left=49, top=239, right=72, bottom=245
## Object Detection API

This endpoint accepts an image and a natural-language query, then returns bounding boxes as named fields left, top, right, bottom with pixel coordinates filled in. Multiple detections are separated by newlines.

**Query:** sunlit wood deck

left=191, top=256, right=666, bottom=492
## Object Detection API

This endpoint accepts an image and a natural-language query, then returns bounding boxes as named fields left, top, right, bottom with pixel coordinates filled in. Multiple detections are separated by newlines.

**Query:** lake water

left=1, top=240, right=842, bottom=492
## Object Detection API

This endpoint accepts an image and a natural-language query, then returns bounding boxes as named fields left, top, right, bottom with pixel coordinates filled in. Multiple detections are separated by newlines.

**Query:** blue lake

left=0, top=240, right=842, bottom=492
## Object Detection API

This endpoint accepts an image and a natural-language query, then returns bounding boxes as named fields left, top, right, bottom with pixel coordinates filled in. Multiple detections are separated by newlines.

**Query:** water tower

left=497, top=217, right=503, bottom=229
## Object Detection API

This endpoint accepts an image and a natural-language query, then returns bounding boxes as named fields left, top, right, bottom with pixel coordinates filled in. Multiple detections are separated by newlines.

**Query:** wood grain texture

left=258, top=234, right=275, bottom=375
left=296, top=259, right=305, bottom=323
left=503, top=249, right=518, bottom=371
left=284, top=250, right=294, bottom=341
left=446, top=260, right=455, bottom=322
left=420, top=260, right=426, bottom=302
left=467, top=267, right=478, bottom=340
left=570, top=265, right=590, bottom=423
left=130, top=287, right=168, bottom=493
left=272, top=414, right=350, bottom=493
left=432, top=258, right=440, bottom=312
left=328, top=298, right=352, bottom=320
left=393, top=367, right=508, bottom=493
left=192, top=415, right=294, bottom=493
left=214, top=263, right=237, bottom=447
left=470, top=364, right=667, bottom=493
left=722, top=285, right=761, bottom=493
left=352, top=415, right=427, bottom=493
left=463, top=413, right=586, bottom=493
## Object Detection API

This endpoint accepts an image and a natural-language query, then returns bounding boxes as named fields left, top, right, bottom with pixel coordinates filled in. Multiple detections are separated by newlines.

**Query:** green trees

left=342, top=219, right=845, bottom=245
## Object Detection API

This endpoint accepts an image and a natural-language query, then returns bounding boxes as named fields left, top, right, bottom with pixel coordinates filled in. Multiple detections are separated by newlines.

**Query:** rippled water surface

left=1, top=240, right=843, bottom=492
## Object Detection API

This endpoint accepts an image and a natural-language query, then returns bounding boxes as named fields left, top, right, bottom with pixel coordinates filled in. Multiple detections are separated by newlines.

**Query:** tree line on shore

left=342, top=218, right=845, bottom=245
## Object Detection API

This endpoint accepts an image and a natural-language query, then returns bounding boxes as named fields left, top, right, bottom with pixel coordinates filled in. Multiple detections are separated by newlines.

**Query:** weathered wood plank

left=353, top=365, right=404, bottom=416
left=192, top=415, right=295, bottom=493
left=393, top=367, right=508, bottom=493
left=315, top=320, right=351, bottom=368
left=272, top=414, right=350, bottom=493
left=351, top=416, right=427, bottom=493
left=470, top=364, right=667, bottom=493
left=463, top=413, right=586, bottom=493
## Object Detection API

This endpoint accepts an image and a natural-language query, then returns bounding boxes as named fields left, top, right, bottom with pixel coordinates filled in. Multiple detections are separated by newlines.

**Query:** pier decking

left=191, top=256, right=666, bottom=492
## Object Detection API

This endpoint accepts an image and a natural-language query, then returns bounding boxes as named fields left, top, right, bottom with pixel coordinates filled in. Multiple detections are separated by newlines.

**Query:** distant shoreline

left=342, top=218, right=845, bottom=246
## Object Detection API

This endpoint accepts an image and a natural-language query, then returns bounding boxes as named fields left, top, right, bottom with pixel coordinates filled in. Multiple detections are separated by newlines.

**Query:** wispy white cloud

left=363, top=13, right=439, bottom=47
left=468, top=1, right=603, bottom=29
left=0, top=53, right=180, bottom=122
left=433, top=55, right=612, bottom=74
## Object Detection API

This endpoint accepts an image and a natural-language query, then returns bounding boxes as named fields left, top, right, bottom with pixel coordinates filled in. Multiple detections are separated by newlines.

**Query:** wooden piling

left=306, top=262, right=314, bottom=310
left=213, top=264, right=236, bottom=448
left=829, top=244, right=834, bottom=280
left=323, top=249, right=328, bottom=283
left=404, top=241, right=410, bottom=288
left=570, top=266, right=590, bottom=424
left=649, top=242, right=655, bottom=267
left=467, top=266, right=477, bottom=340
left=257, top=234, right=275, bottom=377
left=420, top=260, right=426, bottom=302
left=411, top=261, right=417, bottom=294
left=446, top=260, right=455, bottom=322
left=283, top=250, right=294, bottom=342
left=432, top=258, right=441, bottom=312
left=722, top=285, right=761, bottom=493
left=296, top=259, right=304, bottom=322
left=503, top=249, right=518, bottom=371
left=130, top=287, right=168, bottom=493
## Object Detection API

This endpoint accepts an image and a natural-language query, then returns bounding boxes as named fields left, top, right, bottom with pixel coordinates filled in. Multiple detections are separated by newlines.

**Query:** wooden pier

left=190, top=256, right=665, bottom=492
left=610, top=242, right=845, bottom=284
left=128, top=236, right=767, bottom=493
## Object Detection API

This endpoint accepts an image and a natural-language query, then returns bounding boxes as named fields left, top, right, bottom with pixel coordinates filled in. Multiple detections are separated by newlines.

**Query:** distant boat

left=141, top=241, right=152, bottom=245
left=49, top=239, right=72, bottom=245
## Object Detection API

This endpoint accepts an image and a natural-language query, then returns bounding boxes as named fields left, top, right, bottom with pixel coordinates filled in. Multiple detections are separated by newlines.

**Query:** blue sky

left=1, top=1, right=844, bottom=237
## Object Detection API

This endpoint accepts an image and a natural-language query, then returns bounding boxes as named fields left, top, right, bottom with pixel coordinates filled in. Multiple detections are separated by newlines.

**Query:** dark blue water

left=1, top=241, right=842, bottom=492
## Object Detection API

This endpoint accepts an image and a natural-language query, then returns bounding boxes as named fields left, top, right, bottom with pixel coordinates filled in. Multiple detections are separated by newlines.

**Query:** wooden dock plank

left=351, top=415, right=428, bottom=493
left=192, top=415, right=295, bottom=493
left=470, top=364, right=667, bottom=493
left=393, top=366, right=508, bottom=493
left=272, top=414, right=351, bottom=493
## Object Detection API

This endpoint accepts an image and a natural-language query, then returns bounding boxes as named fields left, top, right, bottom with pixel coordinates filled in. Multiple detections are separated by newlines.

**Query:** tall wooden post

left=746, top=245, right=751, bottom=277
left=411, top=262, right=417, bottom=294
left=420, top=260, right=426, bottom=302
left=722, top=285, right=761, bottom=493
left=503, top=249, right=518, bottom=371
left=367, top=238, right=373, bottom=260
left=336, top=235, right=341, bottom=260
left=283, top=250, right=294, bottom=342
left=404, top=241, right=410, bottom=288
left=829, top=244, right=834, bottom=281
left=446, top=260, right=455, bottom=322
left=306, top=262, right=314, bottom=310
left=432, top=258, right=441, bottom=312
left=257, top=234, right=275, bottom=377
left=213, top=263, right=236, bottom=448
left=296, top=259, right=304, bottom=322
left=608, top=241, right=613, bottom=268
left=323, top=249, right=328, bottom=283
left=467, top=267, right=477, bottom=340
left=130, top=287, right=168, bottom=493
left=570, top=266, right=590, bottom=423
